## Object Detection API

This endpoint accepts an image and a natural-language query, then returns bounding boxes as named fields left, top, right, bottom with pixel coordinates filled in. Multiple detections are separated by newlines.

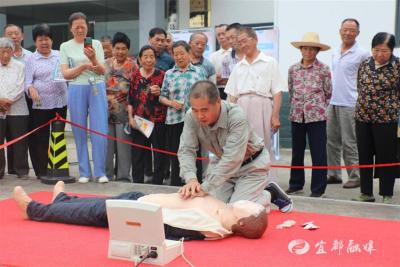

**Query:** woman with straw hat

left=286, top=32, right=332, bottom=198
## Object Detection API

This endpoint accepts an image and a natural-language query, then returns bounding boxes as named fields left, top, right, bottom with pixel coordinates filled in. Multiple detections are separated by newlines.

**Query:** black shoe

left=310, top=192, right=325, bottom=198
left=265, top=181, right=293, bottom=213
left=327, top=176, right=342, bottom=184
left=285, top=188, right=304, bottom=195
left=116, top=178, right=131, bottom=183
left=342, top=180, right=360, bottom=189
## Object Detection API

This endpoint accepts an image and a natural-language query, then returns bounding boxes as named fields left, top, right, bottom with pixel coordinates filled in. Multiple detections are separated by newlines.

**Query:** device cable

left=180, top=238, right=194, bottom=267
left=134, top=251, right=158, bottom=267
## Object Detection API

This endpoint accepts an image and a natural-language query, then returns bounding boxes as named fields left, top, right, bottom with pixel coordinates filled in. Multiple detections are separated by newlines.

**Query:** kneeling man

left=178, top=80, right=292, bottom=212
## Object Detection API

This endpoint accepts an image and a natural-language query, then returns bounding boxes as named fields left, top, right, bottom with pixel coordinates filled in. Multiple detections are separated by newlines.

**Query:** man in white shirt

left=209, top=24, right=231, bottom=99
left=327, top=18, right=369, bottom=189
left=225, top=27, right=285, bottom=170
left=3, top=24, right=33, bottom=63
left=0, top=37, right=29, bottom=179
left=3, top=24, right=33, bottom=178
left=221, top=23, right=244, bottom=81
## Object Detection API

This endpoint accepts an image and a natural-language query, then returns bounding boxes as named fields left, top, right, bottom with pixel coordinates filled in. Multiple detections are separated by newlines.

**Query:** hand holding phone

left=84, top=37, right=93, bottom=49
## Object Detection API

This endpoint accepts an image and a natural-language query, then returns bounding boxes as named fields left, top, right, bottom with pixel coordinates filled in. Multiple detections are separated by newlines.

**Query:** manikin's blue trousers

left=68, top=83, right=108, bottom=178
left=27, top=192, right=144, bottom=226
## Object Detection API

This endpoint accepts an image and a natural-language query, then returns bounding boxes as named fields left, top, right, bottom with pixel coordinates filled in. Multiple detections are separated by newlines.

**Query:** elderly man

left=3, top=24, right=33, bottom=63
left=327, top=18, right=369, bottom=188
left=3, top=24, right=33, bottom=177
left=148, top=27, right=175, bottom=71
left=189, top=32, right=216, bottom=83
left=100, top=35, right=113, bottom=59
left=209, top=24, right=231, bottom=99
left=224, top=27, right=285, bottom=173
left=159, top=41, right=207, bottom=186
left=221, top=23, right=243, bottom=81
left=178, top=80, right=292, bottom=213
left=165, top=32, right=174, bottom=55
left=0, top=37, right=29, bottom=179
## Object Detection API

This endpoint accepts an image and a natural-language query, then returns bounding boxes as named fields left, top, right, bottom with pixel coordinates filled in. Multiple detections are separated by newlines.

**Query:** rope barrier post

left=40, top=120, right=76, bottom=185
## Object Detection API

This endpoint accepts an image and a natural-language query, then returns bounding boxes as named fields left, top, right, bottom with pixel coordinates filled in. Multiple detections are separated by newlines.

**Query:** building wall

left=0, top=0, right=96, bottom=7
left=211, top=0, right=274, bottom=26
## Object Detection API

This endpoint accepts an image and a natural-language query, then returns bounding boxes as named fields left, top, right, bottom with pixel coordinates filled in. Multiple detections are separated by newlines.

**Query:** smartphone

left=84, top=37, right=92, bottom=49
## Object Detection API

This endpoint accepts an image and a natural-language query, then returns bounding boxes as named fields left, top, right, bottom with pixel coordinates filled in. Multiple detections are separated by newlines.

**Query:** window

left=189, top=0, right=211, bottom=28
left=1, top=0, right=140, bottom=53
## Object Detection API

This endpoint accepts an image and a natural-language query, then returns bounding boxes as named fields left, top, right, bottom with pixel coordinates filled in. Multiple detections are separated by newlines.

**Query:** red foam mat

left=0, top=192, right=398, bottom=267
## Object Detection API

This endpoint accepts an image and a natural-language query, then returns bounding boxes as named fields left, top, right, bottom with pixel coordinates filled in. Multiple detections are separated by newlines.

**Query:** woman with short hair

left=60, top=12, right=108, bottom=184
left=128, top=45, right=167, bottom=184
left=25, top=23, right=68, bottom=179
left=354, top=32, right=400, bottom=203
left=104, top=32, right=137, bottom=182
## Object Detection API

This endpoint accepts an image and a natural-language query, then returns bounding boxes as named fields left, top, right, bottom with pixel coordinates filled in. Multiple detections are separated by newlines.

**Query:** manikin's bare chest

left=139, top=193, right=225, bottom=220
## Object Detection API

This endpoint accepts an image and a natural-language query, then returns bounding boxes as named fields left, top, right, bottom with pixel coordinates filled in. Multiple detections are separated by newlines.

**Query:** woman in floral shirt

left=286, top=32, right=332, bottom=198
left=354, top=32, right=400, bottom=204
left=128, top=45, right=167, bottom=184
left=105, top=32, right=138, bottom=182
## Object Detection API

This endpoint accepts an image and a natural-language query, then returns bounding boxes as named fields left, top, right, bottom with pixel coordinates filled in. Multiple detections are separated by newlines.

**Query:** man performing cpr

left=178, top=80, right=292, bottom=212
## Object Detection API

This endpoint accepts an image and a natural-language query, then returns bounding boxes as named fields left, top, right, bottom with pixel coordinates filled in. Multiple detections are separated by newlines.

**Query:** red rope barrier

left=56, top=115, right=209, bottom=160
left=0, top=117, right=56, bottom=150
left=270, top=162, right=400, bottom=170
left=2, top=114, right=400, bottom=170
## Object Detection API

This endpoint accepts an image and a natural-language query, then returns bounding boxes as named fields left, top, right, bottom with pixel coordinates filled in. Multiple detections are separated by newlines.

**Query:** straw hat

left=291, top=32, right=330, bottom=51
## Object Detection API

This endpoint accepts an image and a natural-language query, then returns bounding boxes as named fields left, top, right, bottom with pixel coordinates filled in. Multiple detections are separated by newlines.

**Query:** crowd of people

left=0, top=13, right=399, bottom=206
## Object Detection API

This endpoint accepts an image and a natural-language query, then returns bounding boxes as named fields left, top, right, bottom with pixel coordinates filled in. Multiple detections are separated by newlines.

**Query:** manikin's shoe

left=12, top=186, right=32, bottom=219
left=265, top=181, right=294, bottom=213
left=52, top=181, right=65, bottom=202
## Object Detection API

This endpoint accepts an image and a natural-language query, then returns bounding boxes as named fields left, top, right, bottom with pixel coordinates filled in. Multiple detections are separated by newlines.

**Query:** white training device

left=106, top=199, right=182, bottom=265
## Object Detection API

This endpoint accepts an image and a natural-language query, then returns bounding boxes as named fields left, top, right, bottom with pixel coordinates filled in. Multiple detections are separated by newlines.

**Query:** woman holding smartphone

left=60, top=12, right=109, bottom=184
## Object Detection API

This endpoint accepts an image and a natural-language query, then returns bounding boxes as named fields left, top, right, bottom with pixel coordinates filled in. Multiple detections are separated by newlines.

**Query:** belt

left=241, top=149, right=263, bottom=166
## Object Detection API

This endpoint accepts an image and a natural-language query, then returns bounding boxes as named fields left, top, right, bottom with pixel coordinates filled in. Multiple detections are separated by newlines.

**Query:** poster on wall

left=254, top=28, right=279, bottom=60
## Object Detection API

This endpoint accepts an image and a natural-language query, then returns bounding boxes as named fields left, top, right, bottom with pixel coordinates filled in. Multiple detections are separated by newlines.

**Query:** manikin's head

left=223, top=200, right=268, bottom=239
